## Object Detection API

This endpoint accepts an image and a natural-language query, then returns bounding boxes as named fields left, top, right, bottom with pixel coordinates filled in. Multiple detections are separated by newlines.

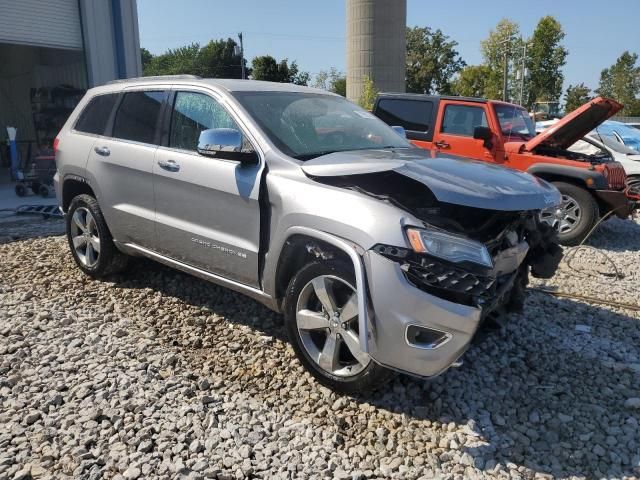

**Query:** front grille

left=603, top=162, right=627, bottom=190
left=403, top=256, right=518, bottom=309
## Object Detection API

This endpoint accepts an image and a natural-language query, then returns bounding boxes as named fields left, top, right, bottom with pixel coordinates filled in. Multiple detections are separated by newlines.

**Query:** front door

left=431, top=101, right=495, bottom=162
left=86, top=89, right=168, bottom=248
left=153, top=89, right=263, bottom=287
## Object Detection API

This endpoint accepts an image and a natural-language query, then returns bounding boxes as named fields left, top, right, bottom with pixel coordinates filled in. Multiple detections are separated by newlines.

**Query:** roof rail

left=106, top=74, right=201, bottom=85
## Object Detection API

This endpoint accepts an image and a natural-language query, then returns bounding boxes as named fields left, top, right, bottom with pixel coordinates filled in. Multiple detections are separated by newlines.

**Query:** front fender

left=526, top=163, right=608, bottom=189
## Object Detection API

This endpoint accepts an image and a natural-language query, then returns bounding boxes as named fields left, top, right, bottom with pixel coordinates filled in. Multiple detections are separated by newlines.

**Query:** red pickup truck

left=373, top=94, right=632, bottom=245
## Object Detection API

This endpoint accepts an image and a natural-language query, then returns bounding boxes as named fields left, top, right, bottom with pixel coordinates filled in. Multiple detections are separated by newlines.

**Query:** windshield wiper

left=292, top=150, right=341, bottom=161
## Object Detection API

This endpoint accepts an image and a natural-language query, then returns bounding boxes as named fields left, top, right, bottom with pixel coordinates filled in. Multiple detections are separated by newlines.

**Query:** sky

left=137, top=0, right=639, bottom=92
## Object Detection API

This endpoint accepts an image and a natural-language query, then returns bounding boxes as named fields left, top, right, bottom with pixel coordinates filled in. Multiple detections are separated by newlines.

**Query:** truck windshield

left=495, top=105, right=536, bottom=140
left=232, top=91, right=410, bottom=160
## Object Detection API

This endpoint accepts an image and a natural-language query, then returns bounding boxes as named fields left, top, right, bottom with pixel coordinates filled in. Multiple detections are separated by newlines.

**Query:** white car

left=537, top=120, right=640, bottom=187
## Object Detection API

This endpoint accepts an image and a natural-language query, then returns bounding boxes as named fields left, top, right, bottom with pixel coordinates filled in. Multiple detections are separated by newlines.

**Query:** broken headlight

left=406, top=227, right=493, bottom=268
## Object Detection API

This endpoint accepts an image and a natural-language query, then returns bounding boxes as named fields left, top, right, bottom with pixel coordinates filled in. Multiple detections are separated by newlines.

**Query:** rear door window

left=375, top=98, right=432, bottom=133
left=440, top=104, right=488, bottom=137
left=75, top=94, right=118, bottom=135
left=112, top=91, right=166, bottom=144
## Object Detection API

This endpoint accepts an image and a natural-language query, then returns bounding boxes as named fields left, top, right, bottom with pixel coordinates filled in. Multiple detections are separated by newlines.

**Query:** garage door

left=0, top=0, right=82, bottom=50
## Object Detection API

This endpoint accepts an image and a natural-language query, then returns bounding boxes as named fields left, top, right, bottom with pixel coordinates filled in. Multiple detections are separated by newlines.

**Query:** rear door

left=86, top=87, right=169, bottom=247
left=374, top=97, right=434, bottom=149
left=153, top=87, right=263, bottom=287
left=431, top=100, right=496, bottom=162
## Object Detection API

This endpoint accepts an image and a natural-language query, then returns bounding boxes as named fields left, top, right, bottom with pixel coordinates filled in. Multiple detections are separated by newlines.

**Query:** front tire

left=284, top=260, right=390, bottom=394
left=540, top=182, right=599, bottom=246
left=66, top=194, right=128, bottom=278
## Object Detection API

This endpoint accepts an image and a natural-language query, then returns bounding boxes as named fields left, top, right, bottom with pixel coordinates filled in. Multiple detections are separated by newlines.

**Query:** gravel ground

left=1, top=218, right=639, bottom=480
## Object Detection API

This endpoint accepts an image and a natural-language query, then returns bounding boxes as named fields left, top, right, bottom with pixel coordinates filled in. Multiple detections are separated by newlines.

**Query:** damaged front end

left=306, top=163, right=562, bottom=378
left=312, top=169, right=562, bottom=319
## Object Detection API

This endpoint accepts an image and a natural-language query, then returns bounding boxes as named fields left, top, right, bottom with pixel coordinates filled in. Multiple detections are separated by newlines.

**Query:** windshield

left=589, top=133, right=640, bottom=155
left=494, top=104, right=536, bottom=139
left=232, top=91, right=410, bottom=160
left=593, top=121, right=640, bottom=152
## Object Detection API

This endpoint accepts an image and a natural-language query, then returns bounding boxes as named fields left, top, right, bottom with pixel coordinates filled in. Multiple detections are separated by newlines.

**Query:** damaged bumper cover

left=362, top=222, right=561, bottom=379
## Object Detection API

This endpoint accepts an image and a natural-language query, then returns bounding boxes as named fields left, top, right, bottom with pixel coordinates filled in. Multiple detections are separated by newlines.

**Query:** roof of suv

left=377, top=92, right=489, bottom=104
left=104, top=75, right=331, bottom=94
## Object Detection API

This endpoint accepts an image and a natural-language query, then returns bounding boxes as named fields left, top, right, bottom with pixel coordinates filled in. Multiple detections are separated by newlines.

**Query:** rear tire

left=66, top=194, right=129, bottom=278
left=541, top=182, right=599, bottom=246
left=284, top=260, right=391, bottom=394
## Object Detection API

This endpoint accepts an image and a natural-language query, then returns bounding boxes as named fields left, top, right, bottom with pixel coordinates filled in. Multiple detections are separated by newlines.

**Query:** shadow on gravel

left=586, top=217, right=640, bottom=252
left=0, top=219, right=65, bottom=245
left=110, top=257, right=639, bottom=479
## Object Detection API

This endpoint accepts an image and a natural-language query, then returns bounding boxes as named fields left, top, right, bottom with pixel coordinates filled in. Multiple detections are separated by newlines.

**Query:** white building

left=0, top=0, right=141, bottom=173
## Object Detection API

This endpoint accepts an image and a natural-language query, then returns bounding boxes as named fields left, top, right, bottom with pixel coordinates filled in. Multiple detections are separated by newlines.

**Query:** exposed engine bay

left=532, top=145, right=613, bottom=164
left=312, top=170, right=563, bottom=316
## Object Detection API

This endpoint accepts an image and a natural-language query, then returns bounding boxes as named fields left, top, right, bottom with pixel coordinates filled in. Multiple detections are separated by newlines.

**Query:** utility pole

left=519, top=42, right=527, bottom=106
left=238, top=32, right=245, bottom=79
left=500, top=38, right=509, bottom=102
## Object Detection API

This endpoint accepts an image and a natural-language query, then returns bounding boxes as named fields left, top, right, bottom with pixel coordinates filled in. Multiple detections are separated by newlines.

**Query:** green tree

left=251, top=56, right=309, bottom=85
left=596, top=51, right=640, bottom=115
left=480, top=19, right=520, bottom=101
left=332, top=77, right=346, bottom=97
left=313, top=68, right=346, bottom=96
left=406, top=26, right=466, bottom=94
left=142, top=39, right=247, bottom=78
left=451, top=65, right=491, bottom=98
left=525, top=16, right=568, bottom=108
left=140, top=47, right=153, bottom=73
left=564, top=83, right=592, bottom=112
left=358, top=75, right=378, bottom=110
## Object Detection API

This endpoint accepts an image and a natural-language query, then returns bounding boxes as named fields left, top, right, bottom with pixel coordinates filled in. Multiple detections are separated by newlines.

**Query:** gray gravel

left=1, top=217, right=639, bottom=479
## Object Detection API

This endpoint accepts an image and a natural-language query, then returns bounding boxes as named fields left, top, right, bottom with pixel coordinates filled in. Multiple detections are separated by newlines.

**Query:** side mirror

left=391, top=125, right=407, bottom=138
left=197, top=128, right=258, bottom=164
left=473, top=126, right=493, bottom=149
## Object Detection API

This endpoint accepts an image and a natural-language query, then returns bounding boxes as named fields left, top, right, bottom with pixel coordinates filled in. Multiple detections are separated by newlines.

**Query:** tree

left=313, top=68, right=346, bottom=96
left=564, top=83, right=592, bottom=113
left=251, top=56, right=309, bottom=85
left=140, top=47, right=153, bottom=73
left=480, top=19, right=520, bottom=101
left=597, top=51, right=640, bottom=115
left=525, top=16, right=568, bottom=108
left=142, top=39, right=248, bottom=78
left=358, top=76, right=378, bottom=110
left=406, top=26, right=466, bottom=94
left=451, top=65, right=491, bottom=98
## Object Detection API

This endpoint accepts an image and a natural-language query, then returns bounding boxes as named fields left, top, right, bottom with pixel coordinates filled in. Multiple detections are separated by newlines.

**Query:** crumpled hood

left=301, top=148, right=561, bottom=211
left=523, top=97, right=623, bottom=151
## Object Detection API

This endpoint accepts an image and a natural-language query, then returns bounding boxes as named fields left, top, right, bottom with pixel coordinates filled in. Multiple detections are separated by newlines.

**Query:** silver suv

left=55, top=76, right=563, bottom=393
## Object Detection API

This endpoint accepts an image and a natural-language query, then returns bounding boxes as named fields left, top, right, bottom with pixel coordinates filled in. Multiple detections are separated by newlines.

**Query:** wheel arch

left=272, top=227, right=370, bottom=354
left=527, top=163, right=608, bottom=190
left=62, top=177, right=96, bottom=212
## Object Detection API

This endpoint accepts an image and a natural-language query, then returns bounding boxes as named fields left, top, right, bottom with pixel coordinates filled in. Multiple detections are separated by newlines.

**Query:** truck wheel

left=284, top=260, right=391, bottom=394
left=66, top=194, right=129, bottom=278
left=539, top=182, right=599, bottom=246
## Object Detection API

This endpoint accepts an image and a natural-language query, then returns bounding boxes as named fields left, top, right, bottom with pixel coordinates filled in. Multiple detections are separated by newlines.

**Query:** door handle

left=94, top=146, right=110, bottom=156
left=434, top=141, right=450, bottom=149
left=157, top=159, right=180, bottom=172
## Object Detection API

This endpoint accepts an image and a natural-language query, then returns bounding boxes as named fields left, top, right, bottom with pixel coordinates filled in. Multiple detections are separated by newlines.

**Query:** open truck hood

left=301, top=148, right=561, bottom=211
left=524, top=97, right=623, bottom=151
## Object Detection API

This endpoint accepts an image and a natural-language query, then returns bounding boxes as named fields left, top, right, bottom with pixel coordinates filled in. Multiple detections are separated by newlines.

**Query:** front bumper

left=594, top=189, right=636, bottom=218
left=364, top=251, right=486, bottom=378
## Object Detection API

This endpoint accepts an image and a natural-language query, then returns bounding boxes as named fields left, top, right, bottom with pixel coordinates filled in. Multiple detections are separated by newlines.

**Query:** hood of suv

left=301, top=148, right=561, bottom=211
left=523, top=97, right=623, bottom=151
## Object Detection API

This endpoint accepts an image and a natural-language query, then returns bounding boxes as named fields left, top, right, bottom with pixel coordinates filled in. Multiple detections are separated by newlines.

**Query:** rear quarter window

left=375, top=98, right=432, bottom=133
left=112, top=91, right=166, bottom=144
left=74, top=94, right=118, bottom=135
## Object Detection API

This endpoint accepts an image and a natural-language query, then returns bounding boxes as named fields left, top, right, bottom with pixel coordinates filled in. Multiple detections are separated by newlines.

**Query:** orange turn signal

left=406, top=229, right=426, bottom=253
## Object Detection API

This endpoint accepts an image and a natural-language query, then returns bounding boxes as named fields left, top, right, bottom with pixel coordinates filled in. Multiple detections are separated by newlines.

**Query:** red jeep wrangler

left=373, top=94, right=632, bottom=245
